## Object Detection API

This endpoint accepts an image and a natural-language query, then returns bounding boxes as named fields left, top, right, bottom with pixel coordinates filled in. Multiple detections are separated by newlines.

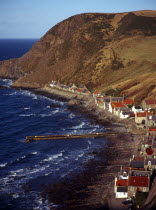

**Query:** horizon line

left=0, top=38, right=40, bottom=39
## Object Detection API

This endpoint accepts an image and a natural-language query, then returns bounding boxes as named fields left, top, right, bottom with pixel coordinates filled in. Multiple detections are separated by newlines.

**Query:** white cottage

left=114, top=177, right=128, bottom=198
left=119, top=111, right=134, bottom=119
left=132, top=106, right=143, bottom=114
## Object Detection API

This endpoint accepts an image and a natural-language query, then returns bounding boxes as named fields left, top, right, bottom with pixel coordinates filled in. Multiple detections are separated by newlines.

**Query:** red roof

left=145, top=100, right=156, bottom=105
left=93, top=91, right=100, bottom=94
left=116, top=179, right=128, bottom=186
left=136, top=113, right=146, bottom=117
left=96, top=96, right=104, bottom=99
left=77, top=88, right=83, bottom=92
left=149, top=128, right=156, bottom=131
left=123, top=99, right=134, bottom=105
left=136, top=112, right=152, bottom=117
left=128, top=176, right=149, bottom=187
left=130, top=168, right=146, bottom=171
left=134, top=156, right=145, bottom=161
left=97, top=101, right=103, bottom=104
left=130, top=113, right=135, bottom=117
left=111, top=102, right=126, bottom=109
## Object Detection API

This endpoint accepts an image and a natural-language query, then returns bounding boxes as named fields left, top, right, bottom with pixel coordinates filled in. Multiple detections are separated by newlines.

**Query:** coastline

left=30, top=86, right=145, bottom=209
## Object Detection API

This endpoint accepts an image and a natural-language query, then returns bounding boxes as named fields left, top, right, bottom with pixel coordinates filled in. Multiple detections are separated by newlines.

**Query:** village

left=49, top=80, right=156, bottom=209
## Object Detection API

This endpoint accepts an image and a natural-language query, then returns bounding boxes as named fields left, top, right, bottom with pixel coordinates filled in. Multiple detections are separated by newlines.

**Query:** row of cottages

left=49, top=81, right=91, bottom=95
left=94, top=94, right=136, bottom=119
left=94, top=93, right=156, bottom=122
left=114, top=166, right=150, bottom=198
left=76, top=85, right=91, bottom=95
left=50, top=80, right=60, bottom=88
left=115, top=129, right=156, bottom=199
left=108, top=99, right=135, bottom=119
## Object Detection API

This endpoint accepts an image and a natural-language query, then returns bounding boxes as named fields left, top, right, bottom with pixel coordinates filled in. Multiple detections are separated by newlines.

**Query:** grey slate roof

left=122, top=111, right=134, bottom=116
left=82, top=89, right=88, bottom=93
left=68, top=84, right=73, bottom=88
left=103, top=97, right=111, bottom=102
left=131, top=170, right=150, bottom=177
left=144, top=136, right=154, bottom=140
left=142, top=139, right=152, bottom=145
left=130, top=160, right=144, bottom=168
left=117, top=186, right=128, bottom=192
left=135, top=106, right=142, bottom=109
left=120, top=108, right=132, bottom=112
left=111, top=97, right=124, bottom=102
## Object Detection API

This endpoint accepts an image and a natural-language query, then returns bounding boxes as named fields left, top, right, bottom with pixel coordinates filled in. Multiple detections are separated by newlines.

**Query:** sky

left=0, top=0, right=156, bottom=39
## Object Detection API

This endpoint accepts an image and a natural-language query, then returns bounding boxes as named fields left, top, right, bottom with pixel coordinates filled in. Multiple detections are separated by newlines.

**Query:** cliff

left=0, top=10, right=156, bottom=102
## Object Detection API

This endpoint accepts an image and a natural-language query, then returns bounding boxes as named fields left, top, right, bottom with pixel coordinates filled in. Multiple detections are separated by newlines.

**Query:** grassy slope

left=111, top=36, right=156, bottom=101
left=93, top=35, right=156, bottom=101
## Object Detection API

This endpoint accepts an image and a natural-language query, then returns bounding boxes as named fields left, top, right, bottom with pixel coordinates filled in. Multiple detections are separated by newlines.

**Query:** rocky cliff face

left=0, top=10, right=156, bottom=101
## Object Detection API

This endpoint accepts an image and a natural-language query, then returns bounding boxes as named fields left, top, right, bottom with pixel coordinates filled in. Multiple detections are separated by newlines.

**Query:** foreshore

left=31, top=86, right=145, bottom=209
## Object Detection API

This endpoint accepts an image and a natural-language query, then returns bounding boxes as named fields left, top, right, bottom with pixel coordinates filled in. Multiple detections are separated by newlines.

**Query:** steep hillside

left=0, top=10, right=156, bottom=101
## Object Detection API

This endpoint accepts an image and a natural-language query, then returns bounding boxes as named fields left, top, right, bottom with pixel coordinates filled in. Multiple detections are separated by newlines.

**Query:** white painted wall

left=115, top=192, right=128, bottom=198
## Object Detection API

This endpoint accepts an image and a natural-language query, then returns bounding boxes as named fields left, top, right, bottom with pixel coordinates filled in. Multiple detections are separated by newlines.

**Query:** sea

left=0, top=39, right=107, bottom=209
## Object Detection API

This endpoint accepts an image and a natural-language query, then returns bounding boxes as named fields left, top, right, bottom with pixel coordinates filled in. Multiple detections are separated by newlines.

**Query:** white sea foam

left=29, top=166, right=46, bottom=174
left=31, top=152, right=38, bottom=155
left=33, top=95, right=38, bottom=99
left=10, top=168, right=24, bottom=174
left=40, top=114, right=52, bottom=117
left=90, top=128, right=96, bottom=132
left=0, top=162, right=7, bottom=167
left=33, top=195, right=50, bottom=210
left=2, top=79, right=13, bottom=87
left=69, top=113, right=75, bottom=119
left=88, top=140, right=92, bottom=145
left=73, top=122, right=85, bottom=129
left=12, top=193, right=19, bottom=199
left=78, top=153, right=84, bottom=158
left=52, top=109, right=59, bottom=114
left=41, top=153, right=63, bottom=163
left=19, top=114, right=35, bottom=117
left=4, top=93, right=15, bottom=96
left=45, top=172, right=52, bottom=176
left=21, top=90, right=38, bottom=100
left=23, top=107, right=30, bottom=110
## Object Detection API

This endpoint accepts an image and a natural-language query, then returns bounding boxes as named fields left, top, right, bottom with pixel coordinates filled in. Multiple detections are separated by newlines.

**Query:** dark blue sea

left=0, top=39, right=107, bottom=209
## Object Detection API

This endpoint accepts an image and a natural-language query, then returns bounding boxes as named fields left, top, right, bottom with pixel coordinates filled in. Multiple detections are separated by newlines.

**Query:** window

left=131, top=187, right=134, bottom=191
left=123, top=172, right=127, bottom=177
left=143, top=187, right=146, bottom=192
left=148, top=161, right=151, bottom=166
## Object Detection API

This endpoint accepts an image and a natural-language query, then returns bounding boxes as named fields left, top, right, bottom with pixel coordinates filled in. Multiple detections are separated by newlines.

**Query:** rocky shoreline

left=27, top=86, right=145, bottom=209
